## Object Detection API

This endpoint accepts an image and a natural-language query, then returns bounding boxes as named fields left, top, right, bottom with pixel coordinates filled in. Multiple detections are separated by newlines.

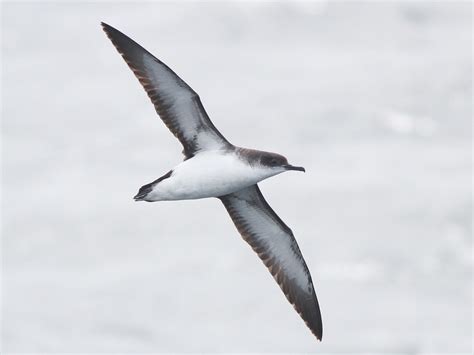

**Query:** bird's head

left=258, top=152, right=305, bottom=174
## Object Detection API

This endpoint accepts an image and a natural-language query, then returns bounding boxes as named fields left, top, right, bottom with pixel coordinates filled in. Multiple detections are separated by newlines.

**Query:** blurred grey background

left=1, top=1, right=472, bottom=353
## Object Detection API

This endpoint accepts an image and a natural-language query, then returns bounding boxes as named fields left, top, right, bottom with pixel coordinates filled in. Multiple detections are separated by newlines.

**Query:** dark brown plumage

left=220, top=185, right=323, bottom=340
left=101, top=22, right=231, bottom=159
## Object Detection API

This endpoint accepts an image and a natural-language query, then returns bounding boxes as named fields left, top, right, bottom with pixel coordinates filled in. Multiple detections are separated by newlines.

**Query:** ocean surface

left=2, top=1, right=472, bottom=353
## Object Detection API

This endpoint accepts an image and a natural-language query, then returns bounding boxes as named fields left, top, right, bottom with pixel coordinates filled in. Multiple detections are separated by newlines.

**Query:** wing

left=219, top=185, right=323, bottom=340
left=101, top=23, right=231, bottom=159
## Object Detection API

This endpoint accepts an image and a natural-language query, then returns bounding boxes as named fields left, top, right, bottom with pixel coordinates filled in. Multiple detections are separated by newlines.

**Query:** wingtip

left=315, top=312, right=323, bottom=340
left=315, top=328, right=323, bottom=341
left=100, top=22, right=117, bottom=37
left=306, top=314, right=323, bottom=341
left=101, top=22, right=111, bottom=37
left=312, top=310, right=323, bottom=341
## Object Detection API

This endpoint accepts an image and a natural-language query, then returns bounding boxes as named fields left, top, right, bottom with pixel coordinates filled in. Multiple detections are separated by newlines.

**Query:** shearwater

left=102, top=22, right=322, bottom=341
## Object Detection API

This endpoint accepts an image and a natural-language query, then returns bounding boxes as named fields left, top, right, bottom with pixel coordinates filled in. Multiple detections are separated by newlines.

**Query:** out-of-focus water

left=2, top=1, right=472, bottom=353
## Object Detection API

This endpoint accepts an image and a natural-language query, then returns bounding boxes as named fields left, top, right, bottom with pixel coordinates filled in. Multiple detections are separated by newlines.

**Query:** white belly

left=147, top=151, right=274, bottom=201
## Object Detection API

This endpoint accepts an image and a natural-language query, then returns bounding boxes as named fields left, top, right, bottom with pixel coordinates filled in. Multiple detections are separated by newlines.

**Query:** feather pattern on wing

left=101, top=22, right=231, bottom=158
left=219, top=184, right=323, bottom=340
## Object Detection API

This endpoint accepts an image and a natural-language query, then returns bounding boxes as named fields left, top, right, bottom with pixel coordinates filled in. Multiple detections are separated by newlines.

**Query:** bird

left=101, top=22, right=322, bottom=341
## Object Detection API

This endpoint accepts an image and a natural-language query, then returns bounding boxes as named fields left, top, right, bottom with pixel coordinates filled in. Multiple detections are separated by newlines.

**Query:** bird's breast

left=152, top=151, right=269, bottom=200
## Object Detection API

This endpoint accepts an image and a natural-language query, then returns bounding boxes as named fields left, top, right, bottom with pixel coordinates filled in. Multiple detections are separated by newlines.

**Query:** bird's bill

left=284, top=165, right=306, bottom=172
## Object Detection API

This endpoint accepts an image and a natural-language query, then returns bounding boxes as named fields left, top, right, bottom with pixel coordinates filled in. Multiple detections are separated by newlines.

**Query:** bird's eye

left=261, top=156, right=281, bottom=167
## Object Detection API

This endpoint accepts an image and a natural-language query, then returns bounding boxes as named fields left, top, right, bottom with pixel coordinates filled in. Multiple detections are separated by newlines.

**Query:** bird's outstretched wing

left=219, top=185, right=323, bottom=340
left=101, top=23, right=231, bottom=159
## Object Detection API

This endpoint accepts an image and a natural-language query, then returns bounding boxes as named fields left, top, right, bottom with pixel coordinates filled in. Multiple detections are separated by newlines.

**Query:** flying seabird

left=101, top=22, right=323, bottom=341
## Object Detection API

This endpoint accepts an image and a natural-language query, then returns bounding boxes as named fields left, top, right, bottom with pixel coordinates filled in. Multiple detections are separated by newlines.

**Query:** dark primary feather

left=219, top=185, right=323, bottom=340
left=101, top=22, right=231, bottom=159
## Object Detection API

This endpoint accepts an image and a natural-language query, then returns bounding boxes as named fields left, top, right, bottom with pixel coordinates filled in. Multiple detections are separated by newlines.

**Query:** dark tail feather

left=134, top=182, right=155, bottom=201
left=133, top=170, right=173, bottom=201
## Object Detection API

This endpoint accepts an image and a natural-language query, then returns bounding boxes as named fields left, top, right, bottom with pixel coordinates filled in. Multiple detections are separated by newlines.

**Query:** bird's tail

left=133, top=170, right=173, bottom=201
left=134, top=182, right=154, bottom=201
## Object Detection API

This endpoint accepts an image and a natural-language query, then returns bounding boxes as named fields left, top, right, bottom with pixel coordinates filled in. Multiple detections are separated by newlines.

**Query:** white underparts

left=144, top=150, right=284, bottom=201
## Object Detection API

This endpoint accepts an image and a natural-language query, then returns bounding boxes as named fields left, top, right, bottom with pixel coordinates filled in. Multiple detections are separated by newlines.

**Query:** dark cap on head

left=259, top=152, right=305, bottom=172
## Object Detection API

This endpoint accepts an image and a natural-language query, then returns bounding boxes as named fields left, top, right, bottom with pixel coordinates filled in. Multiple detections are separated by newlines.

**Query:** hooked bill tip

left=284, top=165, right=305, bottom=172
